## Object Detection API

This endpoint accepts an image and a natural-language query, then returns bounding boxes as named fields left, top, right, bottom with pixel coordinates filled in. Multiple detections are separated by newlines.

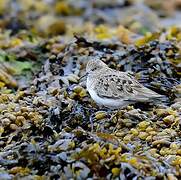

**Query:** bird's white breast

left=87, top=83, right=129, bottom=109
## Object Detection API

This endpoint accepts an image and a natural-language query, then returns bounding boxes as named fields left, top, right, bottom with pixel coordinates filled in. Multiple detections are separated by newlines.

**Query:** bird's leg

left=110, top=110, right=122, bottom=132
left=89, top=114, right=94, bottom=133
left=98, top=105, right=108, bottom=112
left=109, top=109, right=119, bottom=121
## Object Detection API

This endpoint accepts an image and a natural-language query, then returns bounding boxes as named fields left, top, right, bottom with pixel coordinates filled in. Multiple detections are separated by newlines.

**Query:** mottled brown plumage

left=86, top=59, right=163, bottom=109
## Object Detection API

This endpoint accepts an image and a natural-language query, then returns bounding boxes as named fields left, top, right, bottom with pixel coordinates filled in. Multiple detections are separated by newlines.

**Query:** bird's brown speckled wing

left=95, top=73, right=136, bottom=99
left=95, top=72, right=162, bottom=101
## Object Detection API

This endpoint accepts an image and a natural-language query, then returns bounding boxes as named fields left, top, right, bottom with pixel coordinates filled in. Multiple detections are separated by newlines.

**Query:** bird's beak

left=79, top=72, right=88, bottom=82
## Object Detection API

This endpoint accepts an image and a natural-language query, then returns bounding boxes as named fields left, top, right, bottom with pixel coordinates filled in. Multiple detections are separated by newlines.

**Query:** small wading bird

left=84, top=59, right=164, bottom=109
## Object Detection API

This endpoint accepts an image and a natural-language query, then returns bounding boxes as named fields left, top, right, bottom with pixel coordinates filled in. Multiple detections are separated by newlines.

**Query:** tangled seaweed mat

left=0, top=30, right=181, bottom=179
left=0, top=0, right=181, bottom=179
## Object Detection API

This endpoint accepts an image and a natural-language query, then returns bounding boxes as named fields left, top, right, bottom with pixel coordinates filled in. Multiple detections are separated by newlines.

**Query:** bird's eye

left=92, top=67, right=97, bottom=71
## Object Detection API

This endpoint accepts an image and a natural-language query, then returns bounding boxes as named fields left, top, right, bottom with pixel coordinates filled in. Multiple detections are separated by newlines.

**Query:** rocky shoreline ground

left=0, top=0, right=180, bottom=179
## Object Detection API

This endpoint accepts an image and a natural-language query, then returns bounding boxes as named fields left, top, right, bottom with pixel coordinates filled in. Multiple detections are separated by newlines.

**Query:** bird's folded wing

left=95, top=73, right=136, bottom=100
left=95, top=72, right=163, bottom=102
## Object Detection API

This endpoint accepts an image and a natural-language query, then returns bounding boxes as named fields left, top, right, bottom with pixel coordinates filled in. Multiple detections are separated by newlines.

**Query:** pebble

left=1, top=118, right=11, bottom=126
left=9, top=124, right=18, bottom=130
left=138, top=132, right=148, bottom=140
left=95, top=111, right=107, bottom=120
left=163, top=115, right=175, bottom=124
left=152, top=139, right=171, bottom=146
left=4, top=113, right=16, bottom=121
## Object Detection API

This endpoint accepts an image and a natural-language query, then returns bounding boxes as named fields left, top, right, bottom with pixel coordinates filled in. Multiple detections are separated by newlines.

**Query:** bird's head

left=86, top=59, right=107, bottom=74
left=79, top=59, right=107, bottom=82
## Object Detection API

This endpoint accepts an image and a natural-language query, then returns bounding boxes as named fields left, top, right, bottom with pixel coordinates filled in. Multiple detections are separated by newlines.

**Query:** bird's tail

left=150, top=94, right=170, bottom=106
